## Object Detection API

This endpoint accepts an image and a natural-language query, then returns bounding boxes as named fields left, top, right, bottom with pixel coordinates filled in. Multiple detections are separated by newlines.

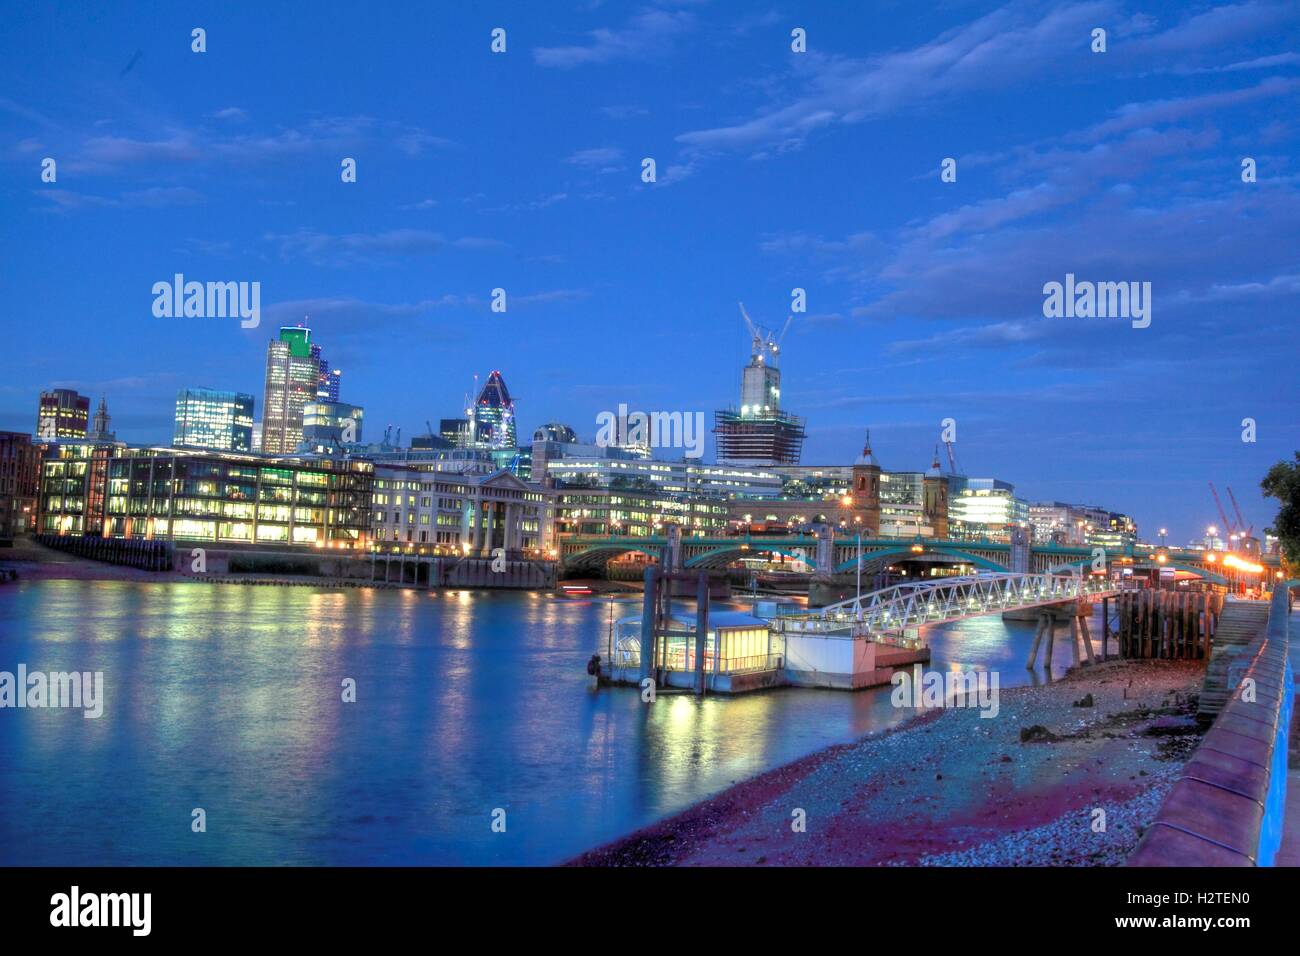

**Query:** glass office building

left=40, top=444, right=372, bottom=548
left=262, top=327, right=319, bottom=454
left=174, top=388, right=255, bottom=452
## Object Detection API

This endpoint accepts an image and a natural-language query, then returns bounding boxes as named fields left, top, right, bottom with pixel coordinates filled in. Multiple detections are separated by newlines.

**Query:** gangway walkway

left=773, top=571, right=1121, bottom=641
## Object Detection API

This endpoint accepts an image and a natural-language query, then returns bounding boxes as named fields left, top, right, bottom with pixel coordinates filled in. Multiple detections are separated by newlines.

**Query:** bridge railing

left=776, top=572, right=1121, bottom=638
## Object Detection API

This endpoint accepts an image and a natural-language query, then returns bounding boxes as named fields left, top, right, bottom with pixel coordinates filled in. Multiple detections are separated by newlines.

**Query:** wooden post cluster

left=1116, top=588, right=1222, bottom=659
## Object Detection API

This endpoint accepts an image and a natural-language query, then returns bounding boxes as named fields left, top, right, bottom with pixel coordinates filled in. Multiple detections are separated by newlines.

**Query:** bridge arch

left=832, top=545, right=1008, bottom=575
left=683, top=545, right=812, bottom=569
left=563, top=545, right=659, bottom=572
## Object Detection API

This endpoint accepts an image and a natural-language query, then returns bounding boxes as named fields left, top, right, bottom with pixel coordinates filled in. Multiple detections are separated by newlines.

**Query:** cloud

left=264, top=229, right=506, bottom=265
left=534, top=8, right=694, bottom=68
left=675, top=1, right=1300, bottom=156
left=35, top=185, right=205, bottom=211
left=565, top=146, right=624, bottom=166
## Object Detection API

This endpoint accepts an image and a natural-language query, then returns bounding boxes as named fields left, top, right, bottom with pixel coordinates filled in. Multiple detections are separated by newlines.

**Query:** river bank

left=571, top=658, right=1205, bottom=866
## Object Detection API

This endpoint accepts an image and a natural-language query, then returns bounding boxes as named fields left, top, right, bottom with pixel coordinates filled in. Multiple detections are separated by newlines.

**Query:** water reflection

left=0, top=581, right=1100, bottom=865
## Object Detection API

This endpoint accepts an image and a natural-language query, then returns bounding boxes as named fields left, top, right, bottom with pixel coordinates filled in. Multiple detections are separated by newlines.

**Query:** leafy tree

left=1261, top=453, right=1300, bottom=576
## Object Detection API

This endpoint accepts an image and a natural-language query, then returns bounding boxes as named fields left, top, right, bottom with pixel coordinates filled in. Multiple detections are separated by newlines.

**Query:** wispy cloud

left=535, top=8, right=694, bottom=69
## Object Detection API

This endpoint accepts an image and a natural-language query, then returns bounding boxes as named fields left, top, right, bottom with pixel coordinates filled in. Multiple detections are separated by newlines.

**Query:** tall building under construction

left=714, top=305, right=805, bottom=466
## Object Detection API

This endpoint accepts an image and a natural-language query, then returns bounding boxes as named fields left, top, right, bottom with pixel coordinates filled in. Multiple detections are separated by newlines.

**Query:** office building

left=39, top=443, right=372, bottom=548
left=301, top=401, right=364, bottom=448
left=36, top=388, right=90, bottom=439
left=470, top=370, right=516, bottom=449
left=174, top=388, right=255, bottom=452
left=262, top=327, right=320, bottom=454
left=372, top=465, right=555, bottom=554
left=0, top=431, right=41, bottom=542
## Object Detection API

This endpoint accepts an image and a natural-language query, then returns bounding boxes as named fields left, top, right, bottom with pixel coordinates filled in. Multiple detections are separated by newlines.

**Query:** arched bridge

left=559, top=532, right=1281, bottom=584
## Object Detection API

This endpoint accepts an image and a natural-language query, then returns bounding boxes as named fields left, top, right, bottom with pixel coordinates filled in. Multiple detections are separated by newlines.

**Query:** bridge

left=560, top=530, right=1281, bottom=586
left=772, top=570, right=1120, bottom=640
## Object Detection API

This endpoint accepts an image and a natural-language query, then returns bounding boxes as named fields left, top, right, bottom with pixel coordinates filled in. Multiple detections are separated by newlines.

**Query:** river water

left=0, top=580, right=1097, bottom=865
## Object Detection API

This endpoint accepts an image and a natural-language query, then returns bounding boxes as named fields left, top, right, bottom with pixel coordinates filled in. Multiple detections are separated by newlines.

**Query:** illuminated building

left=0, top=431, right=41, bottom=542
left=261, top=327, right=319, bottom=454
left=309, top=343, right=341, bottom=401
left=39, top=444, right=372, bottom=547
left=949, top=479, right=1029, bottom=542
left=174, top=388, right=255, bottom=452
left=301, top=401, right=364, bottom=448
left=36, top=388, right=90, bottom=439
left=470, top=370, right=517, bottom=449
left=372, top=465, right=554, bottom=554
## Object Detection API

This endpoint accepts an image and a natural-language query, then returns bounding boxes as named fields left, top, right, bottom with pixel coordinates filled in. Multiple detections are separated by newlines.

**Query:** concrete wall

left=1128, top=589, right=1293, bottom=866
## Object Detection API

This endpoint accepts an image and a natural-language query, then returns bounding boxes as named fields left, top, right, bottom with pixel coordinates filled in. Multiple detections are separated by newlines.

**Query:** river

left=0, top=580, right=1096, bottom=865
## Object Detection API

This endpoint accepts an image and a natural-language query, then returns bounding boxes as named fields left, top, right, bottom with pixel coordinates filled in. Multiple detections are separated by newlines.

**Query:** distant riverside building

left=301, top=400, right=364, bottom=448
left=948, top=478, right=1029, bottom=542
left=470, top=370, right=517, bottom=449
left=0, top=431, right=41, bottom=542
left=1028, top=501, right=1136, bottom=549
left=372, top=465, right=555, bottom=554
left=554, top=486, right=731, bottom=538
left=174, top=388, right=255, bottom=452
left=714, top=308, right=805, bottom=466
left=36, top=388, right=90, bottom=439
left=440, top=417, right=472, bottom=448
left=35, top=440, right=123, bottom=536
left=38, top=443, right=372, bottom=547
left=546, top=454, right=782, bottom=500
left=725, top=441, right=952, bottom=539
left=262, top=327, right=320, bottom=454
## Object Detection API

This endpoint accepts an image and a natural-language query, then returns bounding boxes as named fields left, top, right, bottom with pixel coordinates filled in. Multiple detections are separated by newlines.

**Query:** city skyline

left=3, top=2, right=1298, bottom=544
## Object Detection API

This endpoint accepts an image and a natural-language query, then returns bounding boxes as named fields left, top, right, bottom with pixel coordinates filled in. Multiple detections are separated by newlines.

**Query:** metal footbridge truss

left=774, top=572, right=1121, bottom=641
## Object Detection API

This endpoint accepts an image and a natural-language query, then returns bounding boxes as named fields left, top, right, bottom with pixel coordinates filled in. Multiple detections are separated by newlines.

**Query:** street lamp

left=1159, top=527, right=1167, bottom=546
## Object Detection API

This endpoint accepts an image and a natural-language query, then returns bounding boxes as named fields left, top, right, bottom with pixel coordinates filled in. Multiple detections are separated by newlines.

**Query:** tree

left=1261, top=453, right=1300, bottom=576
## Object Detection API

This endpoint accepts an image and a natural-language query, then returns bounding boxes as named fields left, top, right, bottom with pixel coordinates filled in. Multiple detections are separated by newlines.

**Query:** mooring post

left=695, top=571, right=710, bottom=696
left=639, top=566, right=658, bottom=686
left=1026, top=613, right=1046, bottom=669
left=1101, top=596, right=1110, bottom=661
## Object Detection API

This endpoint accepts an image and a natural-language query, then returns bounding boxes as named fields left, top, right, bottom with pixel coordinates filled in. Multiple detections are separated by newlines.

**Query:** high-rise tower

left=713, top=304, right=805, bottom=466
left=261, top=326, right=319, bottom=454
left=471, top=370, right=517, bottom=449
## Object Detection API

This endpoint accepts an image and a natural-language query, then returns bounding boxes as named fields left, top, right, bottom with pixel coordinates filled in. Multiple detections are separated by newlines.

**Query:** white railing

left=774, top=572, right=1120, bottom=639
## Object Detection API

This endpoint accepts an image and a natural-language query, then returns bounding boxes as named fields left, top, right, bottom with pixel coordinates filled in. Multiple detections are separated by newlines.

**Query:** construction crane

left=944, top=439, right=961, bottom=476
left=1226, top=486, right=1254, bottom=538
left=738, top=302, right=794, bottom=363
left=1208, top=482, right=1234, bottom=537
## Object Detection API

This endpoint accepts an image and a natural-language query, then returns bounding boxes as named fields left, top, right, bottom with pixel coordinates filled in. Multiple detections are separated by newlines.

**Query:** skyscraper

left=310, top=342, right=342, bottom=401
left=713, top=306, right=805, bottom=466
left=471, top=370, right=517, bottom=449
left=36, top=388, right=90, bottom=439
left=262, top=327, right=319, bottom=454
left=174, top=388, right=255, bottom=452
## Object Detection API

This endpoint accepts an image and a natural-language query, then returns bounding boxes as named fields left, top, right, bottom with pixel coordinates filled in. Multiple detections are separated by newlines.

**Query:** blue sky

left=2, top=0, right=1298, bottom=544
